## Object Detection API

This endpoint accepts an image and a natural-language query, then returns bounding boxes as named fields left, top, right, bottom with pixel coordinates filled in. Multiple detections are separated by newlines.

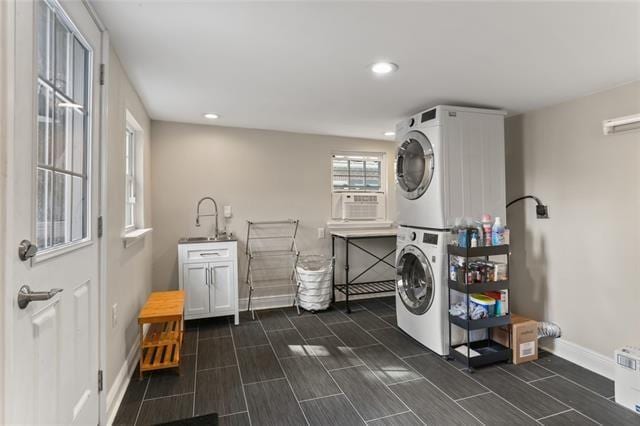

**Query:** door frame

left=1, top=1, right=109, bottom=423
left=0, top=0, right=15, bottom=420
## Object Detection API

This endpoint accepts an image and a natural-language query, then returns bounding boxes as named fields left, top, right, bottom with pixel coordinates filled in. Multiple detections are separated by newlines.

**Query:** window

left=35, top=0, right=91, bottom=252
left=124, top=127, right=136, bottom=230
left=332, top=153, right=383, bottom=191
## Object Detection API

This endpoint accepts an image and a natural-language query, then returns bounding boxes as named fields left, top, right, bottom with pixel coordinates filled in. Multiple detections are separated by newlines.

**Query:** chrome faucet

left=195, top=196, right=219, bottom=237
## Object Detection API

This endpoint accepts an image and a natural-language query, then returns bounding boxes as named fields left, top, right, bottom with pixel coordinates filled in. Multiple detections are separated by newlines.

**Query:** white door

left=211, top=261, right=234, bottom=312
left=184, top=263, right=210, bottom=317
left=5, top=0, right=102, bottom=424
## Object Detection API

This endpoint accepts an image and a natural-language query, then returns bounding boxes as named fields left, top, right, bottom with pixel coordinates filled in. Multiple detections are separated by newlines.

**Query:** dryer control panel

left=423, top=233, right=438, bottom=245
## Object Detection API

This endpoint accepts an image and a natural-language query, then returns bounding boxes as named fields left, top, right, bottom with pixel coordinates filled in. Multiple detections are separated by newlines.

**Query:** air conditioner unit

left=331, top=192, right=385, bottom=221
left=603, top=113, right=640, bottom=135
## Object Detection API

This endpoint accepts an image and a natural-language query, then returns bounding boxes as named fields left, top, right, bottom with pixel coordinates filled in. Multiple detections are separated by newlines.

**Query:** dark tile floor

left=114, top=296, right=640, bottom=425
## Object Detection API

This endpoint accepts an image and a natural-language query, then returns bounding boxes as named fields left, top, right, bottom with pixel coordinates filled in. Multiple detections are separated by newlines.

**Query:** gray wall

left=104, top=49, right=153, bottom=394
left=150, top=121, right=397, bottom=302
left=505, top=80, right=640, bottom=358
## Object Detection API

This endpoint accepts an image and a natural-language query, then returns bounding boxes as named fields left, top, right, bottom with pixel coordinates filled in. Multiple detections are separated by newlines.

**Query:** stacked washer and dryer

left=394, top=105, right=507, bottom=356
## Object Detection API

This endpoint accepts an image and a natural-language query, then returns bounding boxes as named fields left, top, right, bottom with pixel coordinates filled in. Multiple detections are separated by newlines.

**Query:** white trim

left=326, top=220, right=394, bottom=230
left=239, top=294, right=295, bottom=311
left=122, top=227, right=152, bottom=248
left=105, top=339, right=140, bottom=426
left=540, top=337, right=615, bottom=380
left=98, top=30, right=110, bottom=426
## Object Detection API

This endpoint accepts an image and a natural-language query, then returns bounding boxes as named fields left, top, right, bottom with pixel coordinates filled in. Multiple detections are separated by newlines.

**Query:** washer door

left=396, top=245, right=435, bottom=315
left=395, top=131, right=435, bottom=200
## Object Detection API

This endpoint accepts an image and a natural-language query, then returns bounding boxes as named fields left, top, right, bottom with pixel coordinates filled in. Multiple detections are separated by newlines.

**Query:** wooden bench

left=138, top=290, right=185, bottom=378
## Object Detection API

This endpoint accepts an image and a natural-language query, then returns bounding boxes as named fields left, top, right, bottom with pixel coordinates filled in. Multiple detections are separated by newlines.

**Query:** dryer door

left=395, top=130, right=435, bottom=200
left=396, top=245, right=435, bottom=315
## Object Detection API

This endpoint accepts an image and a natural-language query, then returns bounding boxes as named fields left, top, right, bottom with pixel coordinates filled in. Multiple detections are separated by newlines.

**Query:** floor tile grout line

left=192, top=325, right=200, bottom=416
left=242, top=376, right=290, bottom=387
left=535, top=408, right=575, bottom=421
left=234, top=342, right=272, bottom=350
left=255, top=314, right=312, bottom=426
left=495, top=365, right=575, bottom=418
left=218, top=410, right=249, bottom=418
left=197, top=334, right=232, bottom=342
left=319, top=313, right=419, bottom=424
left=229, top=318, right=253, bottom=426
left=447, top=362, right=543, bottom=425
left=196, top=363, right=239, bottom=373
left=388, top=377, right=424, bottom=386
left=454, top=391, right=492, bottom=402
left=327, top=364, right=364, bottom=373
left=300, top=333, right=369, bottom=425
left=365, top=410, right=414, bottom=424
left=532, top=360, right=616, bottom=400
left=141, top=391, right=195, bottom=403
left=347, top=308, right=486, bottom=426
left=297, top=392, right=345, bottom=403
left=525, top=375, right=604, bottom=426
left=526, top=374, right=558, bottom=384
left=133, top=371, right=151, bottom=426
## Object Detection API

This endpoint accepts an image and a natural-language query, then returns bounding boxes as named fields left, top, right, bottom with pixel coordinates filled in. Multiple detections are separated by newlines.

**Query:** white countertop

left=330, top=228, right=398, bottom=238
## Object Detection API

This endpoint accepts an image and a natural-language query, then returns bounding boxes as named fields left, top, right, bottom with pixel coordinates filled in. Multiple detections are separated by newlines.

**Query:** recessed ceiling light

left=383, top=131, right=395, bottom=137
left=203, top=113, right=219, bottom=119
left=371, top=62, right=398, bottom=75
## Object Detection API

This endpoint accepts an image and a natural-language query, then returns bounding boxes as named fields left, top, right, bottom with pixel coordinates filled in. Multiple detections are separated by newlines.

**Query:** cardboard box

left=492, top=314, right=538, bottom=364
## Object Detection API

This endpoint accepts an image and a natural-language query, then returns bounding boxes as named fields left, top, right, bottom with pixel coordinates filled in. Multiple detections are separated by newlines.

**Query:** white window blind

left=332, top=153, right=382, bottom=191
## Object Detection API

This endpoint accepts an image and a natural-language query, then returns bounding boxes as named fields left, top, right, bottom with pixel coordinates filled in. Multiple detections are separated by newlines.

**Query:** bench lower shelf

left=141, top=343, right=181, bottom=372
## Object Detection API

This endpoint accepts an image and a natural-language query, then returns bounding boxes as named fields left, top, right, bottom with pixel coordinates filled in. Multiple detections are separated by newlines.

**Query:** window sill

left=326, top=220, right=394, bottom=230
left=122, top=228, right=153, bottom=248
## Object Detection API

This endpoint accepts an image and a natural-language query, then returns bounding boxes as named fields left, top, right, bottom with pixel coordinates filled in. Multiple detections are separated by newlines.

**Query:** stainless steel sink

left=179, top=234, right=235, bottom=244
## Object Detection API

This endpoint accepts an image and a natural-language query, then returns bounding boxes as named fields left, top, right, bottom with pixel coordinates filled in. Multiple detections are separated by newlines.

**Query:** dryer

left=395, top=105, right=507, bottom=230
left=395, top=226, right=449, bottom=355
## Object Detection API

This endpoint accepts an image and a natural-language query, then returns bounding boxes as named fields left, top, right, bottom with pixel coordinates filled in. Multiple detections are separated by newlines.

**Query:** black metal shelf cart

left=331, top=229, right=397, bottom=313
left=447, top=243, right=511, bottom=371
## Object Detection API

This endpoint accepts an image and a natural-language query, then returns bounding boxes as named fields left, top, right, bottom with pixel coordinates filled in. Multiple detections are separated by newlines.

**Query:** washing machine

left=395, top=225, right=449, bottom=355
left=395, top=105, right=507, bottom=230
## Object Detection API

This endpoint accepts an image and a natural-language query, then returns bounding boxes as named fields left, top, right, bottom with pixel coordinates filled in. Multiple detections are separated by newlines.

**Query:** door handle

left=205, top=267, right=210, bottom=286
left=17, top=285, right=63, bottom=309
left=210, top=266, right=215, bottom=285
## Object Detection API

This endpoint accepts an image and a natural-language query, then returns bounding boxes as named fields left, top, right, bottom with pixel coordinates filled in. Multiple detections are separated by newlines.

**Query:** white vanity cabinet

left=178, top=239, right=239, bottom=324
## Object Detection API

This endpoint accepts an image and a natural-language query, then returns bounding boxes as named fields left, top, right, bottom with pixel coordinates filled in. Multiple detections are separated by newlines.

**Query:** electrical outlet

left=111, top=304, right=118, bottom=328
left=223, top=205, right=232, bottom=218
left=317, top=227, right=325, bottom=239
left=536, top=205, right=549, bottom=219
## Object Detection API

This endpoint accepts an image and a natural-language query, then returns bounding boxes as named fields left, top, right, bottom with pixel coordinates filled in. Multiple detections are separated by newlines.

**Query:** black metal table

left=331, top=228, right=397, bottom=313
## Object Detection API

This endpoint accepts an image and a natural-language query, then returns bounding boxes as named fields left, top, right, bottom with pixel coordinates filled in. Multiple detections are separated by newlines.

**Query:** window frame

left=123, top=110, right=144, bottom=234
left=331, top=151, right=386, bottom=193
left=33, top=0, right=94, bottom=260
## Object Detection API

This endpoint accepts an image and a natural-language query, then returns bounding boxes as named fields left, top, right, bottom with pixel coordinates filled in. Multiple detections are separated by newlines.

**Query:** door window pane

left=37, top=1, right=52, bottom=80
left=35, top=0, right=91, bottom=252
left=37, top=83, right=54, bottom=166
left=54, top=14, right=70, bottom=96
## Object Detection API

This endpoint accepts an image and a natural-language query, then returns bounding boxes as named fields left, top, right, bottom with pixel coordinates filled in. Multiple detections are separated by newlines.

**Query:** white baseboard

left=540, top=337, right=614, bottom=380
left=239, top=294, right=295, bottom=310
left=106, top=340, right=141, bottom=426
left=238, top=292, right=395, bottom=312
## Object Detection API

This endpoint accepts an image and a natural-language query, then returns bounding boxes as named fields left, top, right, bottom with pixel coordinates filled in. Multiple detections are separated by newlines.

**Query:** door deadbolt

left=18, top=239, right=37, bottom=261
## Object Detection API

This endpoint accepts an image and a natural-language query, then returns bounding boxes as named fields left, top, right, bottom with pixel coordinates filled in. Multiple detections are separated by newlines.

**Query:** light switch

left=317, top=227, right=325, bottom=239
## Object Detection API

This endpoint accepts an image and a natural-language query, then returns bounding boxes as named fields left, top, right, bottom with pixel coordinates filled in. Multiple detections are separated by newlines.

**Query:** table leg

left=345, top=237, right=350, bottom=314
left=331, top=235, right=336, bottom=304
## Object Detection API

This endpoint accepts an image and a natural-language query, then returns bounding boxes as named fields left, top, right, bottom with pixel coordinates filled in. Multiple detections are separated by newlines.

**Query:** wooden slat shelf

left=138, top=290, right=185, bottom=378
left=143, top=321, right=182, bottom=349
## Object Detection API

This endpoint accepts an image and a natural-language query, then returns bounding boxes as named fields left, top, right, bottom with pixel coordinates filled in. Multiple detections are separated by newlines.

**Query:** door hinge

left=98, top=370, right=103, bottom=392
left=99, top=64, right=105, bottom=86
left=98, top=216, right=103, bottom=238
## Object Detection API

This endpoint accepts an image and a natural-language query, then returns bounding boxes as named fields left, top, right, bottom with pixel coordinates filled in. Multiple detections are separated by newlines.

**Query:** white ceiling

left=91, top=1, right=640, bottom=140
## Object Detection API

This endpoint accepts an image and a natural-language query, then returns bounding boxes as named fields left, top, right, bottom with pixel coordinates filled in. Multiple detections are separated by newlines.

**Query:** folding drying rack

left=245, top=219, right=300, bottom=319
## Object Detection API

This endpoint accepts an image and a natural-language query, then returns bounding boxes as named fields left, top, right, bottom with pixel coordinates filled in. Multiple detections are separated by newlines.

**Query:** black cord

left=506, top=195, right=543, bottom=208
